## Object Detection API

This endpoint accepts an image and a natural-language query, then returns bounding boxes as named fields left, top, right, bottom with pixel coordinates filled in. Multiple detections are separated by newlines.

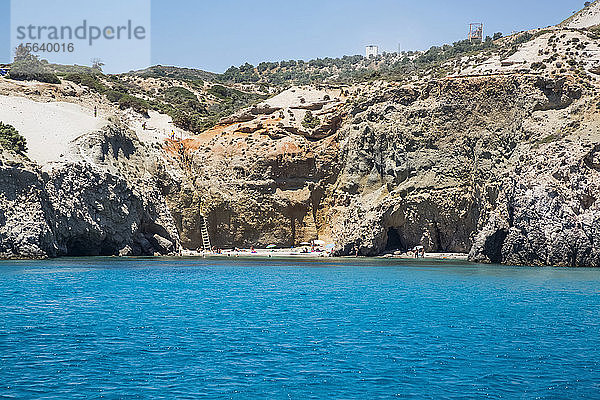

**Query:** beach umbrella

left=313, top=240, right=326, bottom=245
left=266, top=244, right=277, bottom=249
left=299, top=242, right=311, bottom=245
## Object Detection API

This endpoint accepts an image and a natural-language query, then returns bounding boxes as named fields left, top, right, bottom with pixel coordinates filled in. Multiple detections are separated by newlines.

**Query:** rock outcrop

left=169, top=73, right=600, bottom=267
left=469, top=138, right=600, bottom=267
left=325, top=75, right=600, bottom=266
left=0, top=124, right=180, bottom=259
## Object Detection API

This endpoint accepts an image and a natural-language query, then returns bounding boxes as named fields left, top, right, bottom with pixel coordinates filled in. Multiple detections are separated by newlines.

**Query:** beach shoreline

left=380, top=252, right=469, bottom=261
left=180, top=248, right=469, bottom=261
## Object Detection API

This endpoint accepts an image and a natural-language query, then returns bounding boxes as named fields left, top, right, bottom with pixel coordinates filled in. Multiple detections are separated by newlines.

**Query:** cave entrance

left=66, top=238, right=97, bottom=256
left=385, top=228, right=404, bottom=251
left=65, top=238, right=118, bottom=256
left=484, top=229, right=508, bottom=264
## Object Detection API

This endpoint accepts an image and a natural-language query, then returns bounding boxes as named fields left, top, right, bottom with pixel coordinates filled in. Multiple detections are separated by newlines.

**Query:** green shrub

left=0, top=122, right=27, bottom=154
left=136, top=65, right=216, bottom=81
left=149, top=82, right=265, bottom=134
left=188, top=79, right=204, bottom=89
left=163, top=86, right=197, bottom=101
left=208, top=84, right=232, bottom=99
left=588, top=25, right=600, bottom=39
left=8, top=56, right=60, bottom=84
left=514, top=32, right=533, bottom=45
left=64, top=73, right=107, bottom=92
left=162, top=86, right=204, bottom=112
left=118, top=95, right=149, bottom=115
left=105, top=89, right=125, bottom=103
left=536, top=134, right=558, bottom=145
left=171, top=111, right=210, bottom=132
left=51, top=64, right=100, bottom=76
left=531, top=62, right=546, bottom=70
left=302, top=111, right=321, bottom=129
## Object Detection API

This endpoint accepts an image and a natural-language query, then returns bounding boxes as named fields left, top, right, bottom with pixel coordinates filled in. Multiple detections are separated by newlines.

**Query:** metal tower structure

left=468, top=23, right=484, bottom=42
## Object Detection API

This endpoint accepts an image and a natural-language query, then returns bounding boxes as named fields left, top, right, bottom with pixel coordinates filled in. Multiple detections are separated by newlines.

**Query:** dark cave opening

left=66, top=238, right=118, bottom=257
left=99, top=239, right=119, bottom=256
left=484, top=229, right=508, bottom=264
left=66, top=239, right=96, bottom=257
left=385, top=228, right=404, bottom=251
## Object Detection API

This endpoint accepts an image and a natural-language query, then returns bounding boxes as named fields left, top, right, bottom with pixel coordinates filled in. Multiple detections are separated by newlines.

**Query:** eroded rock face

left=0, top=162, right=55, bottom=258
left=470, top=139, right=600, bottom=267
left=0, top=124, right=180, bottom=259
left=326, top=75, right=600, bottom=266
left=166, top=133, right=339, bottom=249
left=45, top=163, right=177, bottom=257
left=165, top=74, right=600, bottom=266
left=3, top=73, right=599, bottom=267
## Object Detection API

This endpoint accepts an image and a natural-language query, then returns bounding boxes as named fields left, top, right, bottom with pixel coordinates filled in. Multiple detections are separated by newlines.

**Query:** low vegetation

left=63, top=73, right=150, bottom=116
left=8, top=55, right=60, bottom=84
left=302, top=111, right=321, bottom=129
left=64, top=73, right=107, bottom=92
left=56, top=66, right=268, bottom=132
left=0, top=122, right=27, bottom=155
left=587, top=25, right=600, bottom=39
left=131, top=65, right=216, bottom=82
left=118, top=95, right=150, bottom=116
left=501, top=32, right=534, bottom=60
left=217, top=33, right=505, bottom=86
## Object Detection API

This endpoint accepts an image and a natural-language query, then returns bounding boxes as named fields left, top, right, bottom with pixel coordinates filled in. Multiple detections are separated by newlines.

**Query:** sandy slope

left=127, top=110, right=192, bottom=146
left=564, top=0, right=600, bottom=28
left=0, top=95, right=107, bottom=164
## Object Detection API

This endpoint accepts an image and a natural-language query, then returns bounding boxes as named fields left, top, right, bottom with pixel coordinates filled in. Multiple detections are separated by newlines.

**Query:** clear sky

left=0, top=0, right=589, bottom=73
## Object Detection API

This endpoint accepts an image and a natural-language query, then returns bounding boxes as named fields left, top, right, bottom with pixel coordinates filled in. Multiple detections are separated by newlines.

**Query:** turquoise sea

left=0, top=257, right=599, bottom=399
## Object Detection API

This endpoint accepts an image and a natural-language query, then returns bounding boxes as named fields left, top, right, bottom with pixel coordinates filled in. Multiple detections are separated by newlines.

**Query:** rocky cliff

left=173, top=72, right=600, bottom=267
left=327, top=75, right=600, bottom=268
left=0, top=124, right=180, bottom=258
left=2, top=72, right=599, bottom=265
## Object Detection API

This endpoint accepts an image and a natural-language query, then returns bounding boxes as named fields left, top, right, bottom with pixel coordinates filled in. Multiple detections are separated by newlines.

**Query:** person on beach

left=94, top=106, right=97, bottom=117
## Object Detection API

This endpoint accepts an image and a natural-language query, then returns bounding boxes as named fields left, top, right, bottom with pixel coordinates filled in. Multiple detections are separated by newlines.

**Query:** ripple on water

left=0, top=258, right=599, bottom=399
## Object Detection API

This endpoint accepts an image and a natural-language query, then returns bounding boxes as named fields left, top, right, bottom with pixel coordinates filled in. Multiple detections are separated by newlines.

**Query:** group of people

left=195, top=246, right=223, bottom=254
left=411, top=246, right=426, bottom=258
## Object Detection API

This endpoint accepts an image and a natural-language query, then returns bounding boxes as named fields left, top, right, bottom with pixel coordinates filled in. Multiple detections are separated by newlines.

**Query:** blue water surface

left=0, top=257, right=599, bottom=399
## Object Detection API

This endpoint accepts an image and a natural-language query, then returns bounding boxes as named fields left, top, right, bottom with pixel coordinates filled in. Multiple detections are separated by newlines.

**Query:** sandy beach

left=181, top=248, right=332, bottom=258
left=180, top=248, right=469, bottom=261
left=380, top=252, right=469, bottom=261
